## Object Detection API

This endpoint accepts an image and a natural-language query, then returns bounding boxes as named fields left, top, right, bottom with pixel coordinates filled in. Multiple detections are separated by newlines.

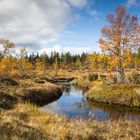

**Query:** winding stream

left=42, top=82, right=140, bottom=120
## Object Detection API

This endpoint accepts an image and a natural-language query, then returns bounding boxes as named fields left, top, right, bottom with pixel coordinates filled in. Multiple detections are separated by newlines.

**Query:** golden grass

left=87, top=84, right=140, bottom=107
left=0, top=79, right=62, bottom=109
left=1, top=103, right=140, bottom=140
left=74, top=78, right=94, bottom=90
left=1, top=71, right=140, bottom=139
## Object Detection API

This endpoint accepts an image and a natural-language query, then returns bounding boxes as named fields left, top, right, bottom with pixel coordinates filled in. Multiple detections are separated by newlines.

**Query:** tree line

left=0, top=6, right=140, bottom=82
left=27, top=51, right=88, bottom=69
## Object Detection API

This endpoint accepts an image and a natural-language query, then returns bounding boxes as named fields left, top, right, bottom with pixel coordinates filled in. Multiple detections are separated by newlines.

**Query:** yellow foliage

left=18, top=59, right=33, bottom=77
left=35, top=59, right=45, bottom=76
left=0, top=57, right=18, bottom=77
left=0, top=57, right=33, bottom=78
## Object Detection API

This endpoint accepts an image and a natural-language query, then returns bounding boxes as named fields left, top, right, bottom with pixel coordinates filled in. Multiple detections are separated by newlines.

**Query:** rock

left=0, top=77, right=18, bottom=86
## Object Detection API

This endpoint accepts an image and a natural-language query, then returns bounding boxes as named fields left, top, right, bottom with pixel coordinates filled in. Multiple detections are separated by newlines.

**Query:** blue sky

left=41, top=0, right=140, bottom=54
left=0, top=0, right=139, bottom=55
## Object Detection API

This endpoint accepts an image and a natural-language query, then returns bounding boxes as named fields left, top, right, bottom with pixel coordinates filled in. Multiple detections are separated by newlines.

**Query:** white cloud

left=0, top=0, right=88, bottom=50
left=39, top=44, right=94, bottom=55
left=127, top=0, right=138, bottom=7
left=89, top=10, right=98, bottom=16
left=67, top=0, right=87, bottom=8
left=88, top=10, right=100, bottom=21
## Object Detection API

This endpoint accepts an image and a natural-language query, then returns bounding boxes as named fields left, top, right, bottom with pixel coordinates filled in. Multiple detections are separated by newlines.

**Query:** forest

left=0, top=46, right=140, bottom=78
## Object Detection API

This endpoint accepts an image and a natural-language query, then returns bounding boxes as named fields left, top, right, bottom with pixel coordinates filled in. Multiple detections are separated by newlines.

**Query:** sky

left=0, top=0, right=140, bottom=55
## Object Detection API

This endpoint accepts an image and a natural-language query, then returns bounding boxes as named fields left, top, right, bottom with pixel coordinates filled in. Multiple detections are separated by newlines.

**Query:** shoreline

left=0, top=78, right=62, bottom=109
left=74, top=77, right=140, bottom=108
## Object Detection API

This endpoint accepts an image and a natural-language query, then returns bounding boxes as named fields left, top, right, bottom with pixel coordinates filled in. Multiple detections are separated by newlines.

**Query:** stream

left=42, top=82, right=140, bottom=120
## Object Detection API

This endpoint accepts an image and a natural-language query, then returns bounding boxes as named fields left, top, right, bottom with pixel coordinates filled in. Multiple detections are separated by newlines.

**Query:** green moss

left=87, top=84, right=140, bottom=107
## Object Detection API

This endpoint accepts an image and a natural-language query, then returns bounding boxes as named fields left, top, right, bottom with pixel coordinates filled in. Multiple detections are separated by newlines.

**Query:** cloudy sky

left=0, top=0, right=140, bottom=55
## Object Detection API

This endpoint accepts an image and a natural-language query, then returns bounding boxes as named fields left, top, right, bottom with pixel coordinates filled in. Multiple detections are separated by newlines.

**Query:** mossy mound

left=86, top=84, right=140, bottom=107
left=0, top=79, right=62, bottom=108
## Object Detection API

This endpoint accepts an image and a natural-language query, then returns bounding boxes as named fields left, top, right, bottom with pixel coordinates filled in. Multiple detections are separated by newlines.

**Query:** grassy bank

left=1, top=103, right=140, bottom=140
left=74, top=72, right=140, bottom=108
left=86, top=84, right=140, bottom=108
left=0, top=78, right=62, bottom=109
left=74, top=73, right=105, bottom=90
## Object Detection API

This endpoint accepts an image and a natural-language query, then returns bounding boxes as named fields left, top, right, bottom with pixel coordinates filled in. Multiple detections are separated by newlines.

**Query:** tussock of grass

left=87, top=84, right=140, bottom=107
left=74, top=73, right=105, bottom=90
left=1, top=103, right=140, bottom=140
left=74, top=78, right=93, bottom=90
left=0, top=79, right=62, bottom=109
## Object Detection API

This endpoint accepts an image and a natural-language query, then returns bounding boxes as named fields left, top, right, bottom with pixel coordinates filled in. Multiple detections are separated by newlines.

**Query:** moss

left=86, top=84, right=140, bottom=107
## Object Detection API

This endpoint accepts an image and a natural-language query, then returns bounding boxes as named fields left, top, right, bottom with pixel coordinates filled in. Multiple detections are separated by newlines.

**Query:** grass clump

left=74, top=78, right=93, bottom=90
left=86, top=84, right=140, bottom=107
left=126, top=72, right=140, bottom=84
left=87, top=73, right=98, bottom=82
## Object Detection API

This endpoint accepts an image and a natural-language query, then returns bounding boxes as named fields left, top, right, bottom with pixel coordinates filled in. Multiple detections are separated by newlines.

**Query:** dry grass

left=0, top=79, right=62, bottom=109
left=74, top=74, right=104, bottom=91
left=1, top=103, right=140, bottom=140
left=74, top=78, right=93, bottom=90
left=1, top=71, right=140, bottom=140
left=87, top=84, right=140, bottom=107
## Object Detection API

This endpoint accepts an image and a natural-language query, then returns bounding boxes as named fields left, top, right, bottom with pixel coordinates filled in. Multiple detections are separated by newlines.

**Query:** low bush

left=99, top=74, right=107, bottom=80
left=87, top=73, right=98, bottom=82
left=74, top=78, right=93, bottom=90
left=126, top=72, right=140, bottom=84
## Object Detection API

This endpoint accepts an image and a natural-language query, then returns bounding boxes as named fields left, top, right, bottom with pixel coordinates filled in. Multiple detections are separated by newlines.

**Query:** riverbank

left=74, top=72, right=140, bottom=108
left=1, top=103, right=140, bottom=140
left=0, top=78, right=62, bottom=109
left=86, top=84, right=140, bottom=108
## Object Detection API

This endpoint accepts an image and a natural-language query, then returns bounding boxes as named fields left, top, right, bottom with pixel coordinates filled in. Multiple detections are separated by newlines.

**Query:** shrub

left=126, top=72, right=140, bottom=84
left=0, top=57, right=34, bottom=78
left=74, top=78, right=93, bottom=90
left=87, top=73, right=98, bottom=82
left=99, top=74, right=107, bottom=80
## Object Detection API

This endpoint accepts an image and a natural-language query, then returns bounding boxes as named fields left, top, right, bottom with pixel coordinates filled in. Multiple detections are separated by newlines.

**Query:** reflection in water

left=42, top=83, right=140, bottom=120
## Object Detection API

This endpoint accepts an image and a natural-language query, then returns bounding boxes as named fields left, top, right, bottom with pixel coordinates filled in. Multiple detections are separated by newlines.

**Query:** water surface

left=42, top=83, right=140, bottom=120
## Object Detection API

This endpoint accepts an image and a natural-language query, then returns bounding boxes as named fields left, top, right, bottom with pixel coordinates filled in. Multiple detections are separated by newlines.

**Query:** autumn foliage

left=99, top=6, right=140, bottom=82
left=0, top=6, right=140, bottom=81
